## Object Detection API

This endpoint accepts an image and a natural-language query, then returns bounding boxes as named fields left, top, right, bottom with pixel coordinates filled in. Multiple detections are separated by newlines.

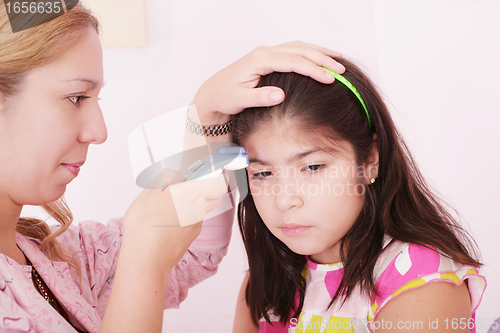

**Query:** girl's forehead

left=244, top=122, right=354, bottom=161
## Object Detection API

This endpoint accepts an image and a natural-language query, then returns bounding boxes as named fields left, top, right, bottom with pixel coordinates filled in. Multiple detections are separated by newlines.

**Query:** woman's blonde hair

left=1, top=2, right=100, bottom=274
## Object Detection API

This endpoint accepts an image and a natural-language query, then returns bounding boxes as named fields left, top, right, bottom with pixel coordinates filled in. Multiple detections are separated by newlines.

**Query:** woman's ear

left=0, top=91, right=7, bottom=113
left=363, top=133, right=379, bottom=184
left=0, top=93, right=4, bottom=113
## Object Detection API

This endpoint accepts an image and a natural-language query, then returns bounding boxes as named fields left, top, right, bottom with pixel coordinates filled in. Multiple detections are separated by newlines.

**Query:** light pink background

left=22, top=0, right=499, bottom=331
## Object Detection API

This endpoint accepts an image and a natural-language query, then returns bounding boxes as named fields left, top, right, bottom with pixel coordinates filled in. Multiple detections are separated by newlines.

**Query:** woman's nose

left=78, top=104, right=108, bottom=145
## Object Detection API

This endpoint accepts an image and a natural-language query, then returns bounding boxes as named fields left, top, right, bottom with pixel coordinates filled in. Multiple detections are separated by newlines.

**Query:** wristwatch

left=185, top=112, right=233, bottom=137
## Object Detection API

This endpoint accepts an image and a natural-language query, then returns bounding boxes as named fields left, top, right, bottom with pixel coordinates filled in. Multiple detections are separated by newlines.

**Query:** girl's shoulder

left=370, top=238, right=486, bottom=321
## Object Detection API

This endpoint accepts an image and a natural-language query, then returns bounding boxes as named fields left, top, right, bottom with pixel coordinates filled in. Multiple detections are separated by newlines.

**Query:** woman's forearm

left=99, top=229, right=174, bottom=333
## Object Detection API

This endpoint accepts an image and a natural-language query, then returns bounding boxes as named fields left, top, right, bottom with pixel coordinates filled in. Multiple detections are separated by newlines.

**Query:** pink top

left=0, top=206, right=234, bottom=332
left=259, top=240, right=486, bottom=333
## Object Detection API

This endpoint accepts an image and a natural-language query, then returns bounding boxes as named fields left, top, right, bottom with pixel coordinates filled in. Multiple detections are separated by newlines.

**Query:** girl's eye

left=252, top=171, right=272, bottom=180
left=302, top=164, right=326, bottom=173
left=68, top=95, right=90, bottom=105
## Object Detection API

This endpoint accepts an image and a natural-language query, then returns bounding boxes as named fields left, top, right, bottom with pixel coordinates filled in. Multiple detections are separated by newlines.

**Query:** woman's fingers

left=274, top=41, right=344, bottom=59
left=252, top=52, right=336, bottom=84
left=143, top=168, right=186, bottom=189
left=172, top=174, right=227, bottom=201
left=230, top=86, right=285, bottom=111
left=123, top=174, right=229, bottom=229
left=168, top=174, right=228, bottom=226
left=163, top=168, right=187, bottom=187
left=248, top=43, right=345, bottom=81
left=266, top=42, right=345, bottom=75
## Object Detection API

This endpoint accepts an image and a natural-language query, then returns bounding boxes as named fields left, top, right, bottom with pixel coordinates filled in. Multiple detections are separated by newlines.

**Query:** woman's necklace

left=25, top=256, right=87, bottom=333
left=30, top=259, right=62, bottom=309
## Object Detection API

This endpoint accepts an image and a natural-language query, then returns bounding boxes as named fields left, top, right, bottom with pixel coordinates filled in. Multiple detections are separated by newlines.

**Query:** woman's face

left=244, top=121, right=373, bottom=264
left=0, top=27, right=107, bottom=206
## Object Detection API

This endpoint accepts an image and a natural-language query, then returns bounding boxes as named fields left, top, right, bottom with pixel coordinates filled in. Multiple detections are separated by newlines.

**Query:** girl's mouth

left=280, top=225, right=311, bottom=237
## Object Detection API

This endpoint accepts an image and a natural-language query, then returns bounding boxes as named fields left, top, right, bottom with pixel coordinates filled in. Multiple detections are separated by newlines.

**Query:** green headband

left=321, top=67, right=372, bottom=129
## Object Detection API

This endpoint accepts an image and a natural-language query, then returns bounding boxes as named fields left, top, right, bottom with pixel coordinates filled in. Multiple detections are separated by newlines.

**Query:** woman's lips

left=62, top=162, right=84, bottom=177
left=280, top=225, right=311, bottom=237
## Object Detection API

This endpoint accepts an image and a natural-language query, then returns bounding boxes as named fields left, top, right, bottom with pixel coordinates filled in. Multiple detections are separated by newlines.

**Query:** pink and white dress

left=259, top=240, right=486, bottom=333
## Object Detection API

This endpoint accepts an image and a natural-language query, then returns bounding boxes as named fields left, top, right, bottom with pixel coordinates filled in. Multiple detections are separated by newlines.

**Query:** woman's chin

left=30, top=187, right=66, bottom=206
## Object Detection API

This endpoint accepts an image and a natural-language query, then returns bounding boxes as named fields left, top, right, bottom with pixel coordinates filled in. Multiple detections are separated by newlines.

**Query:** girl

left=0, top=2, right=345, bottom=331
left=231, top=58, right=486, bottom=332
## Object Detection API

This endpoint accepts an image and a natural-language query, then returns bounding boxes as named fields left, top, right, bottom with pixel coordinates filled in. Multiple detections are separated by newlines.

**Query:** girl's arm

left=233, top=271, right=260, bottom=333
left=375, top=281, right=471, bottom=333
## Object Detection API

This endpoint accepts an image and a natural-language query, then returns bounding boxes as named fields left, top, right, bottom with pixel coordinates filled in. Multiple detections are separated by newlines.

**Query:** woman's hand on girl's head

left=191, top=41, right=346, bottom=125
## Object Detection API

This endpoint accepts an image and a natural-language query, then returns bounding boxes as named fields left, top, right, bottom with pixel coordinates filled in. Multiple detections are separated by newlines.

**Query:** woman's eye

left=252, top=171, right=272, bottom=180
left=68, top=95, right=90, bottom=105
left=302, top=164, right=326, bottom=173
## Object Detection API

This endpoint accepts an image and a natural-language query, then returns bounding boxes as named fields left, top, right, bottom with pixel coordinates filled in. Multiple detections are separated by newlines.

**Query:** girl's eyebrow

left=249, top=149, right=329, bottom=165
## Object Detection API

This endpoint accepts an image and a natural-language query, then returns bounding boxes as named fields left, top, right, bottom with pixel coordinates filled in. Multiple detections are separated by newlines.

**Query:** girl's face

left=0, top=27, right=107, bottom=207
left=244, top=121, right=377, bottom=264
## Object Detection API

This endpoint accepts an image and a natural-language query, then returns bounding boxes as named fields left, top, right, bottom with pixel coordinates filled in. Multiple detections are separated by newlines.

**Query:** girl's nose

left=273, top=176, right=304, bottom=212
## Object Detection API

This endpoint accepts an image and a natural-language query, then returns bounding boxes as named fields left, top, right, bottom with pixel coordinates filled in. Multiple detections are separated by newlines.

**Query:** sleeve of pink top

left=164, top=201, right=235, bottom=308
left=56, top=201, right=234, bottom=315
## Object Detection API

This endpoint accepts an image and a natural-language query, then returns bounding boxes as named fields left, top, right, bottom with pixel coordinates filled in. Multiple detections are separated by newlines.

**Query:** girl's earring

left=370, top=178, right=376, bottom=184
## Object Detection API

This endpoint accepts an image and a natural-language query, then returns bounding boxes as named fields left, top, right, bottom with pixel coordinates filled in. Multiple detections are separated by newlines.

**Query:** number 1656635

left=5, top=1, right=62, bottom=15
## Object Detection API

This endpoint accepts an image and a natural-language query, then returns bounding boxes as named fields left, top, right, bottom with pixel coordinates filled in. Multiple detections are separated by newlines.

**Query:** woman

left=0, top=2, right=344, bottom=332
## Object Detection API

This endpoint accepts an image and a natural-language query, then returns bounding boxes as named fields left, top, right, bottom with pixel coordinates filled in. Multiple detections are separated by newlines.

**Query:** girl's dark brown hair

left=231, top=58, right=482, bottom=327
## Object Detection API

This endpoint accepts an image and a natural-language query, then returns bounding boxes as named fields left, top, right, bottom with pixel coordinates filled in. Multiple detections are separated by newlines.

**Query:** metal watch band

left=185, top=113, right=232, bottom=137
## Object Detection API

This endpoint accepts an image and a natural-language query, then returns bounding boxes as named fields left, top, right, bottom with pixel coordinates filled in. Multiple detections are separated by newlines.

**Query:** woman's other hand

left=120, top=173, right=228, bottom=267
left=101, top=174, right=228, bottom=333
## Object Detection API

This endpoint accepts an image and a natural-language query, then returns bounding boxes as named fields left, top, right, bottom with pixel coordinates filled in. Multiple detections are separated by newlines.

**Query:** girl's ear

left=363, top=133, right=379, bottom=184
